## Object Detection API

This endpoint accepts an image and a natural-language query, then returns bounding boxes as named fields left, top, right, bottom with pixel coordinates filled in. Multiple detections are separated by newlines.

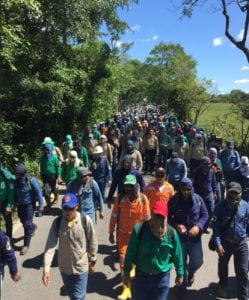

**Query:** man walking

left=42, top=193, right=98, bottom=300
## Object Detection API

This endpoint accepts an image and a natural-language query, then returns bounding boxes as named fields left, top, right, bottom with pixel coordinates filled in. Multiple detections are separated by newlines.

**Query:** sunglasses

left=63, top=206, right=75, bottom=211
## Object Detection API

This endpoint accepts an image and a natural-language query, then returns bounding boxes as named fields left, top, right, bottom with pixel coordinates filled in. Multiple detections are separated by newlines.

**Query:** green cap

left=124, top=174, right=137, bottom=185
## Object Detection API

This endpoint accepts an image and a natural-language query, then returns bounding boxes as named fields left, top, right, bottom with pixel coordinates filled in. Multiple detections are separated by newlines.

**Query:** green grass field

left=196, top=102, right=249, bottom=144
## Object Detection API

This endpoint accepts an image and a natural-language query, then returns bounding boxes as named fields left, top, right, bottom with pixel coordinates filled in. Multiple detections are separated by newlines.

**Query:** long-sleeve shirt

left=109, top=193, right=151, bottom=235
left=118, top=150, right=143, bottom=172
left=90, top=156, right=112, bottom=182
left=0, top=230, right=18, bottom=275
left=43, top=212, right=98, bottom=274
left=40, top=154, right=61, bottom=177
left=165, top=158, right=187, bottom=187
left=106, top=168, right=145, bottom=203
left=219, top=149, right=240, bottom=172
left=168, top=193, right=209, bottom=243
left=14, top=177, right=43, bottom=208
left=123, top=222, right=184, bottom=278
left=0, top=168, right=15, bottom=208
left=192, top=168, right=217, bottom=198
left=212, top=199, right=249, bottom=247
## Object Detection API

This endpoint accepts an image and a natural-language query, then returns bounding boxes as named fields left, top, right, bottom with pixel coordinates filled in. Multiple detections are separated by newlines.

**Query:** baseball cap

left=62, top=193, right=77, bottom=208
left=124, top=174, right=137, bottom=185
left=152, top=201, right=168, bottom=218
left=16, top=163, right=26, bottom=174
left=227, top=182, right=242, bottom=194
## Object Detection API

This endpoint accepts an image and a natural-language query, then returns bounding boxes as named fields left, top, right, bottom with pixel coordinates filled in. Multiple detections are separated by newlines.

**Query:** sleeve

left=137, top=151, right=143, bottom=172
left=211, top=171, right=217, bottom=194
left=123, top=226, right=139, bottom=277
left=6, top=179, right=15, bottom=209
left=106, top=171, right=119, bottom=203
left=109, top=197, right=119, bottom=234
left=142, top=195, right=151, bottom=221
left=85, top=216, right=98, bottom=261
left=54, top=156, right=61, bottom=177
left=92, top=180, right=104, bottom=212
left=195, top=196, right=209, bottom=231
left=171, top=229, right=184, bottom=277
left=138, top=173, right=146, bottom=193
left=212, top=203, right=223, bottom=247
left=82, top=147, right=89, bottom=167
left=43, top=219, right=59, bottom=273
left=107, top=144, right=113, bottom=166
left=0, top=232, right=18, bottom=275
left=167, top=196, right=177, bottom=228
left=182, top=161, right=188, bottom=179
left=31, top=178, right=44, bottom=209
left=61, top=162, right=66, bottom=182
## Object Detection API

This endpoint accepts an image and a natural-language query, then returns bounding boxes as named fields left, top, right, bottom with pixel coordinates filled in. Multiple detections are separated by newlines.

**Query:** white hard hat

left=93, top=146, right=103, bottom=154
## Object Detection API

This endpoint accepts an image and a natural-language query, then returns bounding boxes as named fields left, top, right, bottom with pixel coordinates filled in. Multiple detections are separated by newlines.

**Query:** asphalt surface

left=3, top=176, right=239, bottom=300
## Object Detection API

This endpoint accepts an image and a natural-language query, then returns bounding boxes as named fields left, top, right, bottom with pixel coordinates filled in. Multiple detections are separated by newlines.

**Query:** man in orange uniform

left=109, top=174, right=151, bottom=300
left=144, top=167, right=174, bottom=210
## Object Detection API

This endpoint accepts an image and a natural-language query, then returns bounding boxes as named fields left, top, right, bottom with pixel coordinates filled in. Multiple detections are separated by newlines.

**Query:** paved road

left=4, top=176, right=238, bottom=300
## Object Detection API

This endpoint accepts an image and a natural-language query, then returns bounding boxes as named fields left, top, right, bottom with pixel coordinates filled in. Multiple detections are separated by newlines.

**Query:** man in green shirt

left=0, top=166, right=15, bottom=239
left=123, top=200, right=183, bottom=300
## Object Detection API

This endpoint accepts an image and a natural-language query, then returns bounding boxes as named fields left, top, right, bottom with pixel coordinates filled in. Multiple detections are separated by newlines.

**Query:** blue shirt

left=219, top=149, right=240, bottom=172
left=14, top=177, right=43, bottom=208
left=168, top=193, right=209, bottom=243
left=165, top=158, right=187, bottom=187
left=213, top=199, right=249, bottom=247
left=193, top=168, right=217, bottom=198
left=0, top=230, right=18, bottom=275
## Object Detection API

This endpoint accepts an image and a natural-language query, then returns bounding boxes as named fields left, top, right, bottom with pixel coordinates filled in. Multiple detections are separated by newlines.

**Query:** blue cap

left=62, top=193, right=77, bottom=208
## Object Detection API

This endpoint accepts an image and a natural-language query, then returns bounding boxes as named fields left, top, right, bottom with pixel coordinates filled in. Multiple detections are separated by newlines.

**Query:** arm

left=195, top=196, right=209, bottom=231
left=85, top=216, right=98, bottom=262
left=109, top=198, right=119, bottom=235
left=6, top=179, right=15, bottom=209
left=136, top=151, right=143, bottom=172
left=92, top=180, right=104, bottom=213
left=182, top=160, right=188, bottom=179
left=171, top=229, right=184, bottom=278
left=137, top=172, right=146, bottom=193
left=31, top=178, right=44, bottom=209
left=106, top=171, right=119, bottom=203
left=82, top=147, right=89, bottom=167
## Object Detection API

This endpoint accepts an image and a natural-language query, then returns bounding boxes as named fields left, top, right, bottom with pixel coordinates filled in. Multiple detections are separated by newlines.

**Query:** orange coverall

left=144, top=180, right=174, bottom=210
left=109, top=193, right=151, bottom=268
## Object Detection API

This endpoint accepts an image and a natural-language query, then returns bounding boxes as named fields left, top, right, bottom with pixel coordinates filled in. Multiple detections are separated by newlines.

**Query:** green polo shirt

left=0, top=169, right=15, bottom=208
left=123, top=222, right=184, bottom=278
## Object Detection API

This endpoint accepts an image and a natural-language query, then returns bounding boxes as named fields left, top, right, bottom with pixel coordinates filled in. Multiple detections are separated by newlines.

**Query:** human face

left=155, top=173, right=165, bottom=185
left=209, top=151, right=216, bottom=162
left=77, top=174, right=88, bottom=184
left=181, top=186, right=192, bottom=200
left=149, top=214, right=167, bottom=240
left=63, top=205, right=78, bottom=222
left=124, top=184, right=135, bottom=199
left=123, top=160, right=132, bottom=170
left=227, top=191, right=241, bottom=209
left=69, top=155, right=76, bottom=163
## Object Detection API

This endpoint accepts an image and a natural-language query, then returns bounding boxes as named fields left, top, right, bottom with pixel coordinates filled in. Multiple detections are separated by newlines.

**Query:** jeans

left=218, top=239, right=248, bottom=300
left=17, top=203, right=35, bottom=247
left=135, top=270, right=170, bottom=300
left=61, top=271, right=88, bottom=300
left=181, top=239, right=203, bottom=288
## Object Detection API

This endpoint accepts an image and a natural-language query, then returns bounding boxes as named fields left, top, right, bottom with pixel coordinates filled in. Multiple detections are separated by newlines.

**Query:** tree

left=175, top=0, right=249, bottom=62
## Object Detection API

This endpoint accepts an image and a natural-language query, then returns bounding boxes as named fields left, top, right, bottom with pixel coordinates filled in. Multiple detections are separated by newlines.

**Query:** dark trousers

left=135, top=270, right=170, bottom=300
left=159, top=146, right=168, bottom=167
left=0, top=200, right=12, bottom=238
left=96, top=178, right=106, bottom=201
left=145, top=149, right=156, bottom=173
left=218, top=239, right=248, bottom=300
left=18, top=203, right=35, bottom=247
left=42, top=173, right=57, bottom=206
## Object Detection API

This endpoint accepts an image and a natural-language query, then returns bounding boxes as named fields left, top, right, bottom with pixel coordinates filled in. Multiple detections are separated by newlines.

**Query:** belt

left=136, top=269, right=167, bottom=277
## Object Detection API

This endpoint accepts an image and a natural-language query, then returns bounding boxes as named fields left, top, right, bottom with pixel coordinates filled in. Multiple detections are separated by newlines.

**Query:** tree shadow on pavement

left=22, top=250, right=58, bottom=270
left=87, top=272, right=121, bottom=298
left=42, top=207, right=62, bottom=216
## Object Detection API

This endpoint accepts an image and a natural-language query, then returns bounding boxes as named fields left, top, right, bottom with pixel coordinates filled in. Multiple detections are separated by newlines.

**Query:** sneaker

left=20, top=246, right=29, bottom=255
left=187, top=274, right=195, bottom=287
left=218, top=285, right=228, bottom=298
left=32, top=224, right=38, bottom=237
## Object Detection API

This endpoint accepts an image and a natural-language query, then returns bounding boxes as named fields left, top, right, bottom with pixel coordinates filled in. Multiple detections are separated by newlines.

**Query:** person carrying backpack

left=14, top=164, right=43, bottom=255
left=109, top=174, right=151, bottom=300
left=123, top=200, right=183, bottom=300
left=168, top=178, right=208, bottom=298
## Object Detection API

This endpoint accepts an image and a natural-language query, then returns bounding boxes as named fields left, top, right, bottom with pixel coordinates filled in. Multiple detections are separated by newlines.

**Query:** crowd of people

left=0, top=102, right=249, bottom=300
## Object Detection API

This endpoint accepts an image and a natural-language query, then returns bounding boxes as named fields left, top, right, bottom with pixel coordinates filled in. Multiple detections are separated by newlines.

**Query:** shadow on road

left=42, top=207, right=62, bottom=216
left=22, top=250, right=58, bottom=270
left=87, top=272, right=121, bottom=298
left=98, top=244, right=119, bottom=272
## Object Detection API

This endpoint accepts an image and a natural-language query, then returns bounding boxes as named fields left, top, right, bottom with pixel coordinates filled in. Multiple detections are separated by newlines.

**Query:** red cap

left=152, top=201, right=168, bottom=218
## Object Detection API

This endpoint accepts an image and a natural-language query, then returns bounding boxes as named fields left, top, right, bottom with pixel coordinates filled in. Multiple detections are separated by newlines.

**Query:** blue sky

left=111, top=0, right=249, bottom=94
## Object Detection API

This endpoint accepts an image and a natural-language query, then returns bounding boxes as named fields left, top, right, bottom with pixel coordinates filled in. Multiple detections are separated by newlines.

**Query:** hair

left=155, top=167, right=166, bottom=176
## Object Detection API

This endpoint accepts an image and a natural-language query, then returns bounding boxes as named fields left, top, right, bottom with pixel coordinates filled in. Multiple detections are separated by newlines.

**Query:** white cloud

left=212, top=37, right=224, bottom=47
left=241, top=65, right=249, bottom=71
left=234, top=78, right=249, bottom=84
left=141, top=35, right=159, bottom=42
left=129, top=24, right=141, bottom=32
left=113, top=40, right=123, bottom=48
left=237, top=29, right=244, bottom=40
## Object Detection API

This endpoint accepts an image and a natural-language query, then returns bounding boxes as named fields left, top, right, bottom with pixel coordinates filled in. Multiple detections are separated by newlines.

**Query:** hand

left=107, top=202, right=112, bottom=209
left=109, top=233, right=115, bottom=244
left=188, top=225, right=200, bottom=237
left=42, top=272, right=51, bottom=287
left=11, top=272, right=21, bottom=282
left=57, top=177, right=62, bottom=184
left=5, top=207, right=12, bottom=215
left=175, top=276, right=184, bottom=286
left=99, top=212, right=104, bottom=219
left=108, top=180, right=112, bottom=186
left=122, top=275, right=131, bottom=287
left=176, top=224, right=187, bottom=235
left=39, top=207, right=44, bottom=212
left=89, top=262, right=96, bottom=273
left=213, top=193, right=218, bottom=201
left=216, top=245, right=225, bottom=256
